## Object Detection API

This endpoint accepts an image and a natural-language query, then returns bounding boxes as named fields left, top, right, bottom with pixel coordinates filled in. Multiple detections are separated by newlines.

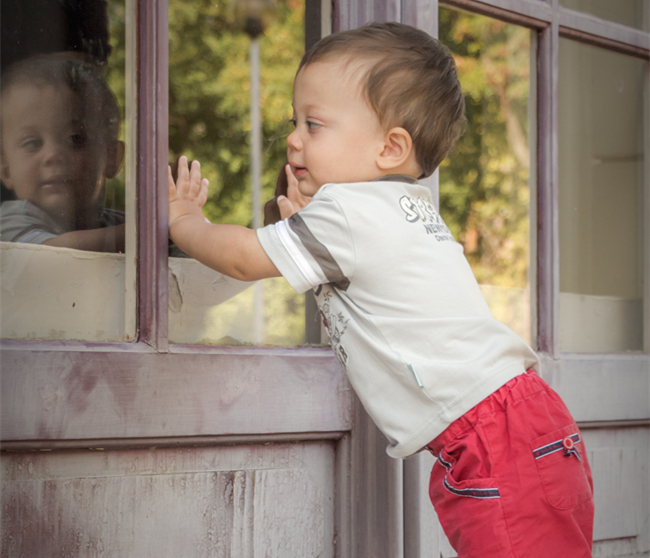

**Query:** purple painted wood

left=538, top=354, right=650, bottom=422
left=559, top=6, right=650, bottom=57
left=559, top=25, right=650, bottom=59
left=402, top=0, right=439, bottom=36
left=137, top=0, right=169, bottom=351
left=536, top=18, right=560, bottom=356
left=440, top=0, right=551, bottom=28
left=350, top=396, right=404, bottom=558
left=0, top=348, right=351, bottom=443
left=372, top=0, right=401, bottom=23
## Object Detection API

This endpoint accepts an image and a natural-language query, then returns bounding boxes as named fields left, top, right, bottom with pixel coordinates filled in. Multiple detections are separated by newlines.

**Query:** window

left=0, top=0, right=134, bottom=343
left=560, top=0, right=649, bottom=32
left=439, top=7, right=534, bottom=345
left=558, top=40, right=646, bottom=353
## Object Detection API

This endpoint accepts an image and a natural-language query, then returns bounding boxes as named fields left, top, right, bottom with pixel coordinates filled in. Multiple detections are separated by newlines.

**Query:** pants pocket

left=429, top=440, right=511, bottom=558
left=531, top=423, right=593, bottom=510
left=437, top=450, right=501, bottom=499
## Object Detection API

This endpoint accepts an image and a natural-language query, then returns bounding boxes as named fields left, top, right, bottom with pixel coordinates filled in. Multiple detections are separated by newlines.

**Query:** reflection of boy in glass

left=0, top=55, right=125, bottom=252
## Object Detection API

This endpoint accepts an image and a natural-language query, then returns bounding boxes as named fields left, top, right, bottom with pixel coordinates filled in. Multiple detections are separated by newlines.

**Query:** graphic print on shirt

left=399, top=195, right=455, bottom=242
left=318, top=290, right=349, bottom=368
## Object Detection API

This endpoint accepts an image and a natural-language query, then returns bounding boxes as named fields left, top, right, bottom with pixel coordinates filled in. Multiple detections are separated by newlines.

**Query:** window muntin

left=558, top=39, right=646, bottom=353
left=560, top=0, right=649, bottom=32
left=0, top=0, right=134, bottom=343
left=167, top=0, right=306, bottom=346
left=439, top=7, right=534, bottom=345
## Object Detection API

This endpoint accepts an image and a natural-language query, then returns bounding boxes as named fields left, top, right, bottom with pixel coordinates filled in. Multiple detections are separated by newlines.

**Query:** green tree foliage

left=168, top=0, right=304, bottom=226
left=439, top=8, right=531, bottom=289
left=103, top=0, right=126, bottom=213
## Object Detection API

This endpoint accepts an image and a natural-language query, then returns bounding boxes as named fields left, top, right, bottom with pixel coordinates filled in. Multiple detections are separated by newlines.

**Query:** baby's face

left=1, top=82, right=113, bottom=228
left=287, top=58, right=387, bottom=196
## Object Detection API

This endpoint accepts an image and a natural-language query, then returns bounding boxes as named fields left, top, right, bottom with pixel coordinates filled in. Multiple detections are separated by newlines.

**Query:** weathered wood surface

left=1, top=442, right=335, bottom=558
left=539, top=353, right=650, bottom=422
left=583, top=427, right=650, bottom=557
left=0, top=349, right=352, bottom=443
left=137, top=0, right=170, bottom=351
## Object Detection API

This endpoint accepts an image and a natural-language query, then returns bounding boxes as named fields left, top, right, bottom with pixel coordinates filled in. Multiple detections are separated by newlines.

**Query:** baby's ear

left=377, top=127, right=414, bottom=171
left=0, top=156, right=14, bottom=190
left=105, top=141, right=125, bottom=178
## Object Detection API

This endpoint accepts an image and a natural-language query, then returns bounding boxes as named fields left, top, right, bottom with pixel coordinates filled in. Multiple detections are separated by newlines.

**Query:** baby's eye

left=306, top=121, right=321, bottom=131
left=69, top=132, right=88, bottom=148
left=289, top=118, right=297, bottom=128
left=21, top=138, right=42, bottom=151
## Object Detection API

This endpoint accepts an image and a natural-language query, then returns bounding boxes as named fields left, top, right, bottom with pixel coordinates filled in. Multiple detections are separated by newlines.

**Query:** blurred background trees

left=439, top=7, right=531, bottom=292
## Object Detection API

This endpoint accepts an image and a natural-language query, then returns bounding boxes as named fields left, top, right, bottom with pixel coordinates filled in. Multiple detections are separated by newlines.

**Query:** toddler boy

left=1, top=54, right=125, bottom=252
left=168, top=22, right=594, bottom=557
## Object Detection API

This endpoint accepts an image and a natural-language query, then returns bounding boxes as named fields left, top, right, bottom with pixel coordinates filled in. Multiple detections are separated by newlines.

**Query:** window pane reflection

left=559, top=40, right=645, bottom=353
left=0, top=0, right=132, bottom=342
left=560, top=0, right=649, bottom=32
left=168, top=0, right=305, bottom=346
left=439, top=8, right=533, bottom=345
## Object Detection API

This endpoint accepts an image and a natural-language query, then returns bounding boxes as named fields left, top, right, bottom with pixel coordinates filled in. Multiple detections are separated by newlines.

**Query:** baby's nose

left=42, top=141, right=68, bottom=165
left=286, top=129, right=302, bottom=151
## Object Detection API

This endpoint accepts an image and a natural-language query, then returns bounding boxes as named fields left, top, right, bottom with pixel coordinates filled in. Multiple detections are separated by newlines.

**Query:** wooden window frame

left=431, top=0, right=650, bottom=427
left=0, top=0, right=349, bottom=451
left=1, top=0, right=647, bottom=474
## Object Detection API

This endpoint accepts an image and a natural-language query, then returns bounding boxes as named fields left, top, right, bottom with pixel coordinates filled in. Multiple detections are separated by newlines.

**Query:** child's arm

left=168, top=156, right=281, bottom=281
left=43, top=224, right=125, bottom=253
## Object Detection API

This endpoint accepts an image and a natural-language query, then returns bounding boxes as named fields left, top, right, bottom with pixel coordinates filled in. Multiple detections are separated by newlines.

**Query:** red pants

left=427, top=370, right=594, bottom=558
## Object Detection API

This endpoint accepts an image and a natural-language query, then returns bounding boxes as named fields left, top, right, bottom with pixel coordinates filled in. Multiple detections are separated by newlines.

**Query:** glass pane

left=0, top=0, right=134, bottom=342
left=559, top=40, right=646, bottom=353
left=168, top=0, right=305, bottom=346
left=439, top=8, right=534, bottom=345
left=560, top=0, right=649, bottom=32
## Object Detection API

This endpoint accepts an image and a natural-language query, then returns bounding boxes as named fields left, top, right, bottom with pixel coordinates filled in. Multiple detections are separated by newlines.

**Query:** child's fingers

left=285, top=164, right=296, bottom=187
left=277, top=194, right=297, bottom=220
left=168, top=165, right=176, bottom=199
left=197, top=178, right=209, bottom=207
left=189, top=160, right=202, bottom=196
left=285, top=164, right=311, bottom=211
left=177, top=156, right=190, bottom=192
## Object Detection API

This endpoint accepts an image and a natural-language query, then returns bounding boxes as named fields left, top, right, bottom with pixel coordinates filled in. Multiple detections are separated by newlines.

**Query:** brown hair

left=1, top=53, right=120, bottom=143
left=298, top=22, right=466, bottom=177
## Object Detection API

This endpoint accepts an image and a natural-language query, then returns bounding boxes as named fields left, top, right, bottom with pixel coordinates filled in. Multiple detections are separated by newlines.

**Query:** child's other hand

left=168, top=156, right=209, bottom=228
left=277, top=164, right=310, bottom=219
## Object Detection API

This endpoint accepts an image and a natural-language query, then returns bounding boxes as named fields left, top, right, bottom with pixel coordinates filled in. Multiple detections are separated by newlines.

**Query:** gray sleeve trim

left=287, top=213, right=350, bottom=291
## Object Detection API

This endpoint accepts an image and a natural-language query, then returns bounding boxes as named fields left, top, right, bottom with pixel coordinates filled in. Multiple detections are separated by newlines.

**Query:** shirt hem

left=386, top=361, right=527, bottom=459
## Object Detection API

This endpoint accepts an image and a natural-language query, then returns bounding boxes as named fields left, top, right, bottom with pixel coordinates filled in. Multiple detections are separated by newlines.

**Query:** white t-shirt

left=257, top=178, right=539, bottom=458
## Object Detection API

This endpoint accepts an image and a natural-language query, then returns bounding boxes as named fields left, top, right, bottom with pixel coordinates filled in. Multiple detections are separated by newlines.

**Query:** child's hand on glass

left=168, top=156, right=210, bottom=228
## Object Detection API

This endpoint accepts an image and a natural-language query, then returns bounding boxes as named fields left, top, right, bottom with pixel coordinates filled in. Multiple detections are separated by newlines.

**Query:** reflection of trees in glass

left=102, top=0, right=304, bottom=225
left=439, top=8, right=530, bottom=290
left=104, top=0, right=126, bottom=213
left=164, top=0, right=305, bottom=347
left=168, top=0, right=304, bottom=226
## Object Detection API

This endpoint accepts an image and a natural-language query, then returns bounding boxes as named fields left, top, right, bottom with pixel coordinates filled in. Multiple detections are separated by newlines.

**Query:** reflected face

left=1, top=82, right=112, bottom=229
left=286, top=59, right=387, bottom=196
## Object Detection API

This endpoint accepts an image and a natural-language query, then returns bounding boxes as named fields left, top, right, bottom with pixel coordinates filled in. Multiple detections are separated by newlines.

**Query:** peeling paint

left=168, top=269, right=183, bottom=313
left=1, top=443, right=335, bottom=557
